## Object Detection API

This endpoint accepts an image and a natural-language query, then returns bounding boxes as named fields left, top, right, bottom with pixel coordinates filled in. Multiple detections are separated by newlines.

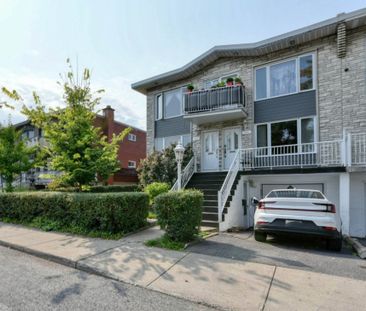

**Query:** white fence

left=351, top=133, right=366, bottom=166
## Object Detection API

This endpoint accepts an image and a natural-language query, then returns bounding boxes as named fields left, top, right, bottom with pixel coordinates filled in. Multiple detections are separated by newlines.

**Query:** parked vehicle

left=253, top=189, right=342, bottom=251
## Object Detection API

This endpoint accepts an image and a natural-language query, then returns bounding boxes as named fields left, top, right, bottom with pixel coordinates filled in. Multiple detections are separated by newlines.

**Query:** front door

left=224, top=128, right=241, bottom=169
left=202, top=131, right=219, bottom=171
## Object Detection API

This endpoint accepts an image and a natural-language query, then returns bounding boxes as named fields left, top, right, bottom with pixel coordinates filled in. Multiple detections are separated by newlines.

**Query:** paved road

left=188, top=231, right=366, bottom=280
left=0, top=246, right=213, bottom=311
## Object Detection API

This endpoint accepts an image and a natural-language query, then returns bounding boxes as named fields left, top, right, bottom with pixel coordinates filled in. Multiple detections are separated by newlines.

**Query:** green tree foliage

left=137, top=144, right=193, bottom=188
left=0, top=125, right=36, bottom=192
left=20, top=60, right=130, bottom=189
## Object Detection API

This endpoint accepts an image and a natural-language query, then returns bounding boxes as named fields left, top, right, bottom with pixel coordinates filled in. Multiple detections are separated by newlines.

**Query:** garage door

left=261, top=183, right=324, bottom=197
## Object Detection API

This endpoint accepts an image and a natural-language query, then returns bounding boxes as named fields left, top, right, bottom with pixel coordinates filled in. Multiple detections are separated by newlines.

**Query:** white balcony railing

left=184, top=85, right=245, bottom=114
left=351, top=133, right=366, bottom=166
left=240, top=140, right=345, bottom=170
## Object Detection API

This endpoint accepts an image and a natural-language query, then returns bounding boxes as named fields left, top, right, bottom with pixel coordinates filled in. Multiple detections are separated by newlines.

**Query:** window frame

left=254, top=116, right=317, bottom=155
left=154, top=134, right=192, bottom=151
left=155, top=93, right=163, bottom=121
left=128, top=133, right=137, bottom=142
left=254, top=53, right=316, bottom=101
left=128, top=160, right=136, bottom=168
left=163, top=87, right=184, bottom=119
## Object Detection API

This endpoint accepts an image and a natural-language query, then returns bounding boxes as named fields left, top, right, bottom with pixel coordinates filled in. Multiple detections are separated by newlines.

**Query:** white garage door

left=261, top=183, right=324, bottom=197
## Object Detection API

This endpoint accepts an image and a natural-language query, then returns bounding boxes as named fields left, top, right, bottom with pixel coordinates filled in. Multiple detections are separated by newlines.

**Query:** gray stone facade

left=145, top=26, right=366, bottom=170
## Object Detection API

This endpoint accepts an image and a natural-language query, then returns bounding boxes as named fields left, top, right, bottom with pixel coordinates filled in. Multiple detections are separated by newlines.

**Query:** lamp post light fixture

left=174, top=142, right=185, bottom=190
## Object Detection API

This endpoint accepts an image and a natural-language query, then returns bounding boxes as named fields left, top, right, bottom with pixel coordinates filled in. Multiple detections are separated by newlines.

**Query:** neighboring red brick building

left=15, top=105, right=146, bottom=186
left=95, top=105, right=146, bottom=184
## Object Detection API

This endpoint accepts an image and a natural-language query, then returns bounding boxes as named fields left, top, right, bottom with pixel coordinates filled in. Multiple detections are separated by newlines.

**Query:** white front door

left=202, top=131, right=219, bottom=171
left=224, top=128, right=241, bottom=170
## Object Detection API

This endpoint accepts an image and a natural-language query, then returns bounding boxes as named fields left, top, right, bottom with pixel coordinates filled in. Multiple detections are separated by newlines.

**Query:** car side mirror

left=251, top=197, right=259, bottom=205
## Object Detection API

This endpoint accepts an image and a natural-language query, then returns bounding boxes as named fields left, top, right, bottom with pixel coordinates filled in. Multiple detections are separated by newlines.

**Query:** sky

left=0, top=0, right=365, bottom=130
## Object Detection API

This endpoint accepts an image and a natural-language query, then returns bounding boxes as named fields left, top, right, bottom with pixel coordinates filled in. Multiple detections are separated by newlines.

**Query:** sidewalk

left=0, top=222, right=365, bottom=311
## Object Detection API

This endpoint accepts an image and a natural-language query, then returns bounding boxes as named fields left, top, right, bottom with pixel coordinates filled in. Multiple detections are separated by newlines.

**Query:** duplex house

left=132, top=8, right=366, bottom=238
left=12, top=105, right=146, bottom=187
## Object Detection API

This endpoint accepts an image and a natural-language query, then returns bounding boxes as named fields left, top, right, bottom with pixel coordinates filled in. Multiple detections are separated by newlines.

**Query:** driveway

left=187, top=230, right=366, bottom=280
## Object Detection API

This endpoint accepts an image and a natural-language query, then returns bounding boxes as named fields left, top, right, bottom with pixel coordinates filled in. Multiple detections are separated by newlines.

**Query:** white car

left=253, top=189, right=342, bottom=251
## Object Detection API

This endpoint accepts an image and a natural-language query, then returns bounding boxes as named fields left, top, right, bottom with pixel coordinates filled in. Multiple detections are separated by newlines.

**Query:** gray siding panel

left=254, top=90, right=316, bottom=123
left=155, top=116, right=191, bottom=138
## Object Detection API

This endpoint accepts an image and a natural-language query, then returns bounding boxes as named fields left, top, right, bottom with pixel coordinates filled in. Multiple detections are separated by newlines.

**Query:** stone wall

left=145, top=26, right=366, bottom=163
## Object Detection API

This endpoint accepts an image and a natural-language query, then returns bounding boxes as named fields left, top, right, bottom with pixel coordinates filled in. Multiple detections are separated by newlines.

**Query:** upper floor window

left=156, top=94, right=163, bottom=120
left=255, top=54, right=314, bottom=101
left=155, top=87, right=184, bottom=120
left=128, top=133, right=137, bottom=142
left=164, top=88, right=183, bottom=118
left=205, top=73, right=238, bottom=89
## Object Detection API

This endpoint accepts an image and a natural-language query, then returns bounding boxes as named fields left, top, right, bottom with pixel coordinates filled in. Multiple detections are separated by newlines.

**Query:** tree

left=20, top=60, right=129, bottom=189
left=137, top=144, right=193, bottom=188
left=0, top=125, right=35, bottom=192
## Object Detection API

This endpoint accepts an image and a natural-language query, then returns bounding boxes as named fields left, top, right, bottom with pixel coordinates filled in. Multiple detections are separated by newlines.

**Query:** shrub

left=0, top=192, right=148, bottom=235
left=46, top=184, right=140, bottom=193
left=137, top=144, right=193, bottom=188
left=144, top=182, right=170, bottom=205
left=155, top=189, right=203, bottom=242
left=87, top=185, right=140, bottom=193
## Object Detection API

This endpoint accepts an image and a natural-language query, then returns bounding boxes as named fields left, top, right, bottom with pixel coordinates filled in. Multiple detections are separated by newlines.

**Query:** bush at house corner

left=0, top=192, right=148, bottom=234
left=155, top=190, right=203, bottom=242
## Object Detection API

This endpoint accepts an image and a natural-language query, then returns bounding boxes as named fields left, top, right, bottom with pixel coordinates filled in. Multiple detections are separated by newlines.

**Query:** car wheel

left=254, top=231, right=267, bottom=242
left=326, top=238, right=342, bottom=252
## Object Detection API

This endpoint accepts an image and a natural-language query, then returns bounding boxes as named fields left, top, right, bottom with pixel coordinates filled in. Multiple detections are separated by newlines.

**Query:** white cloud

left=0, top=69, right=146, bottom=130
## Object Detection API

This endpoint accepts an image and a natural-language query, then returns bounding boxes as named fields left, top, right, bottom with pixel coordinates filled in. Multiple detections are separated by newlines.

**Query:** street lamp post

left=174, top=143, right=185, bottom=190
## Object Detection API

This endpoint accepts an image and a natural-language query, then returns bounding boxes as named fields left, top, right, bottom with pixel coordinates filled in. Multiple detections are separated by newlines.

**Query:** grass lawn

left=144, top=230, right=217, bottom=251
left=145, top=235, right=186, bottom=251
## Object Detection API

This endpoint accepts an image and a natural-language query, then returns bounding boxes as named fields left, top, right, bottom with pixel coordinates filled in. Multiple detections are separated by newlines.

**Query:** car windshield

left=267, top=190, right=325, bottom=199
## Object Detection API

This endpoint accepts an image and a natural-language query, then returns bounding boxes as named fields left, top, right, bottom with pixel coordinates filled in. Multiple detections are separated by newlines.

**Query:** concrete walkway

left=0, top=222, right=365, bottom=311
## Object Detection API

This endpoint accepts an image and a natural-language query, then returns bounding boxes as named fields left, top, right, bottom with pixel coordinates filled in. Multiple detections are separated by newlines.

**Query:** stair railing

left=218, top=150, right=240, bottom=223
left=171, top=157, right=196, bottom=191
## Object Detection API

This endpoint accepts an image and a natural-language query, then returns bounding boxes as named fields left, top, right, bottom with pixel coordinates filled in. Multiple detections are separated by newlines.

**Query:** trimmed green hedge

left=155, top=190, right=203, bottom=242
left=49, top=184, right=140, bottom=193
left=88, top=185, right=140, bottom=193
left=0, top=192, right=148, bottom=234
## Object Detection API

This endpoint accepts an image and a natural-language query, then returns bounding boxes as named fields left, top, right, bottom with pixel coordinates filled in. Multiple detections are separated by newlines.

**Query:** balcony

left=238, top=133, right=366, bottom=171
left=183, top=85, right=246, bottom=124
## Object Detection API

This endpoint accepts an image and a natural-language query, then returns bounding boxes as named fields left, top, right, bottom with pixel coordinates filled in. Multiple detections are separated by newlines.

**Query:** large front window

left=256, top=117, right=315, bottom=154
left=154, top=134, right=191, bottom=151
left=255, top=54, right=315, bottom=100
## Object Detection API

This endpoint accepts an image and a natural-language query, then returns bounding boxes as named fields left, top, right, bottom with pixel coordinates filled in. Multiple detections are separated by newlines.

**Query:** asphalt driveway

left=188, top=231, right=366, bottom=281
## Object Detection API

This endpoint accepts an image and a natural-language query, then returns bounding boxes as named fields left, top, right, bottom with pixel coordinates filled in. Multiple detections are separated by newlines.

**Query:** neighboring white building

left=132, top=8, right=366, bottom=237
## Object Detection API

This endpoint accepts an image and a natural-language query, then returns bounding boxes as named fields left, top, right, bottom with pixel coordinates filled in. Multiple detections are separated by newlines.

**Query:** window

left=256, top=124, right=268, bottom=148
left=300, top=55, right=313, bottom=90
left=256, top=117, right=316, bottom=153
left=271, top=120, right=297, bottom=147
left=128, top=133, right=137, bottom=142
left=154, top=134, right=191, bottom=151
left=156, top=94, right=163, bottom=120
left=128, top=160, right=136, bottom=168
left=164, top=88, right=182, bottom=118
left=270, top=60, right=296, bottom=97
left=205, top=73, right=238, bottom=89
left=255, top=68, right=267, bottom=100
left=255, top=54, right=315, bottom=100
left=155, top=138, right=164, bottom=151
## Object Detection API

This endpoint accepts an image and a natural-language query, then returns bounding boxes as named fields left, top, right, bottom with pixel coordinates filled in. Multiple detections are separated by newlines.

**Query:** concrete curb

left=345, top=235, right=366, bottom=259
left=0, top=239, right=77, bottom=268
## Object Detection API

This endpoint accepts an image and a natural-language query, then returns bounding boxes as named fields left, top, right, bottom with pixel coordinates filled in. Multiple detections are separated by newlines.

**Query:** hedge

left=144, top=182, right=170, bottom=206
left=0, top=192, right=148, bottom=234
left=155, top=190, right=203, bottom=242
left=48, top=184, right=140, bottom=193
